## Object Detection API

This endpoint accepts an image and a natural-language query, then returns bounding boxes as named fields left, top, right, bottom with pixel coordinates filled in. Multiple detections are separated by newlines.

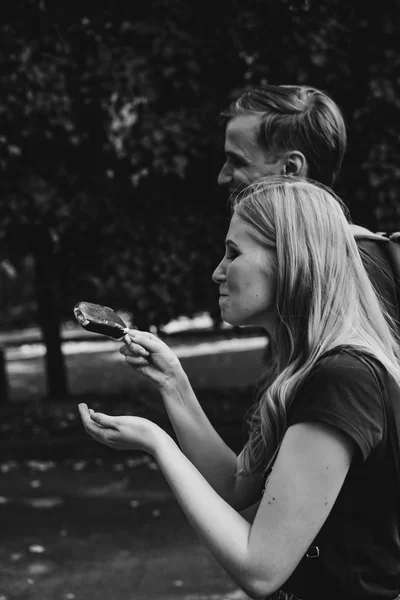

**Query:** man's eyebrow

left=225, top=149, right=248, bottom=162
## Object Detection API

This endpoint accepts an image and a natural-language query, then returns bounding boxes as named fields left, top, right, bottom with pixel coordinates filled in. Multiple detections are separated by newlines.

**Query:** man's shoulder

left=350, top=224, right=391, bottom=243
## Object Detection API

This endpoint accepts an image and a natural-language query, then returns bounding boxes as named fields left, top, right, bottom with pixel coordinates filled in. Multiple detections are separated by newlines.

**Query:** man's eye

left=232, top=158, right=244, bottom=167
left=227, top=155, right=245, bottom=168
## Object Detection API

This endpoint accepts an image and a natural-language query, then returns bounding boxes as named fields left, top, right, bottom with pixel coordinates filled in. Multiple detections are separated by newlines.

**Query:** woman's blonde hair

left=233, top=176, right=400, bottom=477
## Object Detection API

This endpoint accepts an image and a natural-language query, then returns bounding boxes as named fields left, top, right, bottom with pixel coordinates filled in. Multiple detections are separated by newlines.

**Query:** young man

left=217, top=84, right=399, bottom=326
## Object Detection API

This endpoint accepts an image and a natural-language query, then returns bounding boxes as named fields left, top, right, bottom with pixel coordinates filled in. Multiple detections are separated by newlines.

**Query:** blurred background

left=0, top=1, right=399, bottom=598
left=0, top=0, right=399, bottom=402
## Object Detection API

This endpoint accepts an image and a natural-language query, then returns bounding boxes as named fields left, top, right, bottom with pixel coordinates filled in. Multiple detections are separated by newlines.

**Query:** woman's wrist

left=153, top=425, right=179, bottom=461
left=160, top=366, right=190, bottom=400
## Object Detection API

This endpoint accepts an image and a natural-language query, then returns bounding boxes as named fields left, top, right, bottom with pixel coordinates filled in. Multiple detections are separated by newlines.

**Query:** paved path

left=0, top=456, right=250, bottom=600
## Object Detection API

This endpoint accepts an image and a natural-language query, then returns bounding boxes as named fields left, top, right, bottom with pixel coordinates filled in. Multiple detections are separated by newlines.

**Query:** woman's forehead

left=227, top=213, right=258, bottom=244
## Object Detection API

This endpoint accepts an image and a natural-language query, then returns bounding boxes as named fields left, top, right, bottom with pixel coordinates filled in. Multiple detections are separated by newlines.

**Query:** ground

left=0, top=455, right=250, bottom=600
left=0, top=328, right=266, bottom=599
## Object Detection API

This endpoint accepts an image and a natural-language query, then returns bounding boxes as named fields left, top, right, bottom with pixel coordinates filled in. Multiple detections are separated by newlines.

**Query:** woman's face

left=212, top=213, right=277, bottom=331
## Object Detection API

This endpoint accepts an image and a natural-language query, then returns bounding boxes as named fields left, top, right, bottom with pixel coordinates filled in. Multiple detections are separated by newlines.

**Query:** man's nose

left=217, top=162, right=232, bottom=187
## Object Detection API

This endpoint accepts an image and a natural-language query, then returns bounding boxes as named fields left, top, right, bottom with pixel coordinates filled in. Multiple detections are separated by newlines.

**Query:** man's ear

left=283, top=151, right=308, bottom=177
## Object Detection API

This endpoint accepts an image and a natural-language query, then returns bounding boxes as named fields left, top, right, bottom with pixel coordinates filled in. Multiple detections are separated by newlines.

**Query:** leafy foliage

left=0, top=0, right=399, bottom=335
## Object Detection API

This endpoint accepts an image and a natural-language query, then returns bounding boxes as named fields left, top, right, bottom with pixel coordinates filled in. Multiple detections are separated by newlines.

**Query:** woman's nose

left=212, top=259, right=226, bottom=284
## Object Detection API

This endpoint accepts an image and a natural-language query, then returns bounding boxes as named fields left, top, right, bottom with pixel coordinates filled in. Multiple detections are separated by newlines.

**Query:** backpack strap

left=351, top=224, right=400, bottom=323
left=377, top=232, right=400, bottom=317
left=350, top=224, right=391, bottom=243
left=382, top=237, right=400, bottom=284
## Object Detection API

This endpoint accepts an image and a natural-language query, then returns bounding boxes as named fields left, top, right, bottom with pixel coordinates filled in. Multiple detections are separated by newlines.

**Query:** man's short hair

left=221, top=85, right=347, bottom=187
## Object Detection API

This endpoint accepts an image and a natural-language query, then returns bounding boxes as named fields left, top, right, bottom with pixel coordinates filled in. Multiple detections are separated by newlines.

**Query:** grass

left=1, top=333, right=266, bottom=460
left=0, top=384, right=254, bottom=463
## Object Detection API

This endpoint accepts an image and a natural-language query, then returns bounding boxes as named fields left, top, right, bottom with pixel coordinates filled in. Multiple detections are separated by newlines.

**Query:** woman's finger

left=79, top=404, right=102, bottom=435
left=125, top=355, right=150, bottom=368
left=120, top=343, right=149, bottom=358
left=90, top=412, right=119, bottom=429
left=78, top=403, right=91, bottom=425
left=126, top=329, right=163, bottom=352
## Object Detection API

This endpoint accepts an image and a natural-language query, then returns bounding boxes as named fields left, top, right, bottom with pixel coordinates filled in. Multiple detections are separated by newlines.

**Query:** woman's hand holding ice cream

left=120, top=329, right=184, bottom=391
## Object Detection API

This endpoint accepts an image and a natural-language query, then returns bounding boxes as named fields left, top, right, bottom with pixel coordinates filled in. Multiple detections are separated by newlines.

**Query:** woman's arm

left=240, top=500, right=261, bottom=523
left=121, top=330, right=262, bottom=509
left=160, top=368, right=263, bottom=509
left=153, top=421, right=354, bottom=598
left=79, top=406, right=355, bottom=599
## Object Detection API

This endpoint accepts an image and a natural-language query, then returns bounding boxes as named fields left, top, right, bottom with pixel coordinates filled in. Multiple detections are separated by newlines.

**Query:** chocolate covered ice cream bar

left=73, top=301, right=129, bottom=340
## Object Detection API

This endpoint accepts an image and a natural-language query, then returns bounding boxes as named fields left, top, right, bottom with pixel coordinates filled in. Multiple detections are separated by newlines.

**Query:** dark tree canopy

left=0, top=0, right=399, bottom=336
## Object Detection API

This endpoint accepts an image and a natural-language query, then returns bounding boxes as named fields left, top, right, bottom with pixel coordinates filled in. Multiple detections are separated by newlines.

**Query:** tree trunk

left=33, top=228, right=69, bottom=399
left=0, top=347, right=9, bottom=404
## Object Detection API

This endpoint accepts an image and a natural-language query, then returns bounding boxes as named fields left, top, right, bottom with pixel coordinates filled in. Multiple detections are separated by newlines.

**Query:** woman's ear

left=283, top=151, right=308, bottom=177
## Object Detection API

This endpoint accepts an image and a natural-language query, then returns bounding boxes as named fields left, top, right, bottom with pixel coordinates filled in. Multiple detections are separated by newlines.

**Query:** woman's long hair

left=234, top=176, right=400, bottom=477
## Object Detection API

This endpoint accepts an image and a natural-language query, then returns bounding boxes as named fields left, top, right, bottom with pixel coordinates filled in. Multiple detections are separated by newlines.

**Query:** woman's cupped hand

left=78, top=403, right=169, bottom=455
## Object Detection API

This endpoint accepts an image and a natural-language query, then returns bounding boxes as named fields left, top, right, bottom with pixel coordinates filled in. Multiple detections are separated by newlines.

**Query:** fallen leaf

left=125, top=456, right=148, bottom=468
left=28, top=562, right=52, bottom=575
left=0, top=461, right=18, bottom=473
left=26, top=460, right=56, bottom=472
left=72, top=461, right=87, bottom=471
left=11, top=552, right=23, bottom=561
left=28, top=545, right=45, bottom=554
left=24, top=497, right=64, bottom=509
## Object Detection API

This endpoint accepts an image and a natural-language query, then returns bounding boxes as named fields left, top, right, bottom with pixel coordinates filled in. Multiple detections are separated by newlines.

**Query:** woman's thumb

left=90, top=412, right=117, bottom=428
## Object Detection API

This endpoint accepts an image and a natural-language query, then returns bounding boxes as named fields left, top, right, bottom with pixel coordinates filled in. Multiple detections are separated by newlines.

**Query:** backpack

left=351, top=224, right=400, bottom=316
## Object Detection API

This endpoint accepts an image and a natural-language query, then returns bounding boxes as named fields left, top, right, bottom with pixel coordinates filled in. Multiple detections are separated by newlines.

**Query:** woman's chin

left=220, top=307, right=253, bottom=329
left=221, top=313, right=242, bottom=328
left=220, top=311, right=234, bottom=327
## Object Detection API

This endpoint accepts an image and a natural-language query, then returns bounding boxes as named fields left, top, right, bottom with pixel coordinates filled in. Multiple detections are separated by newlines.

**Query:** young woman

left=79, top=176, right=400, bottom=600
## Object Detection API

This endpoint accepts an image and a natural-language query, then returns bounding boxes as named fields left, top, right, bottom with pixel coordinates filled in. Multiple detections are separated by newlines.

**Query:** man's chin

left=228, top=185, right=246, bottom=196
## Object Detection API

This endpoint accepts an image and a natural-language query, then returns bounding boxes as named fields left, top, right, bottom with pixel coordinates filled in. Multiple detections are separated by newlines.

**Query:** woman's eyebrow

left=225, top=239, right=240, bottom=249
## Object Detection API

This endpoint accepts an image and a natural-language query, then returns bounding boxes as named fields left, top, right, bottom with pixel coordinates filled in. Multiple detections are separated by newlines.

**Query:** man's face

left=217, top=114, right=286, bottom=194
